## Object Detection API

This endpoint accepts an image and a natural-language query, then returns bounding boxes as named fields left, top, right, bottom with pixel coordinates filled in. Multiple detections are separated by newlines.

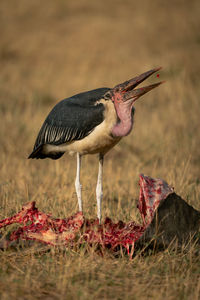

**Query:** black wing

left=28, top=88, right=110, bottom=159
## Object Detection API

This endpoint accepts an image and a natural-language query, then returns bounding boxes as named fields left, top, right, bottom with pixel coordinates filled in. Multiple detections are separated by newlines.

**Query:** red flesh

left=0, top=175, right=173, bottom=256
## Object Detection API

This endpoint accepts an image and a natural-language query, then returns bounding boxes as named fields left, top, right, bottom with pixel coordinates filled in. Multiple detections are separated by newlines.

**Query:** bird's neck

left=111, top=102, right=134, bottom=137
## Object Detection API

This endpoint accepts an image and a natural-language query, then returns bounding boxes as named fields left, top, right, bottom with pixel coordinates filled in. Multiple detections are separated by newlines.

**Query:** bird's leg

left=75, top=153, right=82, bottom=212
left=96, top=153, right=104, bottom=224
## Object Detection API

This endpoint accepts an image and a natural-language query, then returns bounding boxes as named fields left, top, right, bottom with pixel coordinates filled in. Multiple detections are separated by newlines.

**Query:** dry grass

left=0, top=0, right=200, bottom=299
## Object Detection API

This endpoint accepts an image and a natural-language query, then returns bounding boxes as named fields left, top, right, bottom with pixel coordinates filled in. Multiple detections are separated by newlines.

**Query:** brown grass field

left=0, top=0, right=200, bottom=299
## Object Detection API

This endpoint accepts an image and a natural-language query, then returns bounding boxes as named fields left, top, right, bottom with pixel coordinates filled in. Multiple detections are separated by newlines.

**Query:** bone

left=1, top=175, right=199, bottom=256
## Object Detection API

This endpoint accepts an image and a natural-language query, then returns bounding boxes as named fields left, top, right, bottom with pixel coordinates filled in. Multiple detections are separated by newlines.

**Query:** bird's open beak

left=112, top=67, right=164, bottom=102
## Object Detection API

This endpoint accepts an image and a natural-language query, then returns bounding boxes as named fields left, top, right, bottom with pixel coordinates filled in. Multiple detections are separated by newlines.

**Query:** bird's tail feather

left=28, top=145, right=64, bottom=160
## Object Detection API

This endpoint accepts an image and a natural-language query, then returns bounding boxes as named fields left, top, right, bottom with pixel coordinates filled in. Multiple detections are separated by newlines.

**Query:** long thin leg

left=75, top=153, right=82, bottom=212
left=96, top=153, right=104, bottom=224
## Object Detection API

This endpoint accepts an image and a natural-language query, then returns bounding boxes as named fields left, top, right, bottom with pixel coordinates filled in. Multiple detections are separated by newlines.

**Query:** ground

left=0, top=0, right=200, bottom=299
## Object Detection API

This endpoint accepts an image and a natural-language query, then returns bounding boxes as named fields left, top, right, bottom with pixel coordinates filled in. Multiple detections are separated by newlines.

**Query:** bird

left=28, top=68, right=163, bottom=223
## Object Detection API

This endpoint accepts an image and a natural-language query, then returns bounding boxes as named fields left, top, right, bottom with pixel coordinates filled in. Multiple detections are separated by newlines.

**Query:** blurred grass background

left=0, top=0, right=200, bottom=299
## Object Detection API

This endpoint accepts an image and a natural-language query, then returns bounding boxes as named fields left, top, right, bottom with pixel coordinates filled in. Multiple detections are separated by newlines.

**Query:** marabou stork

left=28, top=68, right=163, bottom=223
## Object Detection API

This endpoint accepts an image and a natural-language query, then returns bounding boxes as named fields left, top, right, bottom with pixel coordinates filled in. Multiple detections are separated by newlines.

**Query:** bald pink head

left=105, top=68, right=164, bottom=137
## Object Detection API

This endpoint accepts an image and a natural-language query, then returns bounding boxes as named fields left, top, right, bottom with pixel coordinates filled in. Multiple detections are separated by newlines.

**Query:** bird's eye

left=104, top=92, right=111, bottom=100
